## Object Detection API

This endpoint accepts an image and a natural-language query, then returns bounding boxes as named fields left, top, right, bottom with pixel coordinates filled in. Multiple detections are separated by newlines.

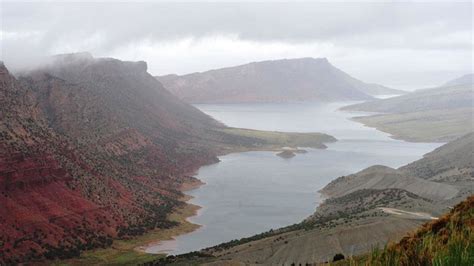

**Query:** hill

left=342, top=84, right=472, bottom=114
left=322, top=133, right=473, bottom=204
left=0, top=54, right=335, bottom=264
left=320, top=165, right=459, bottom=201
left=342, top=79, right=473, bottom=142
left=157, top=58, right=404, bottom=103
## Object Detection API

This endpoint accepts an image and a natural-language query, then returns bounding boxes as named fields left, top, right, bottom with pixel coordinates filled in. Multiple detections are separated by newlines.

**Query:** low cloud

left=1, top=1, right=472, bottom=89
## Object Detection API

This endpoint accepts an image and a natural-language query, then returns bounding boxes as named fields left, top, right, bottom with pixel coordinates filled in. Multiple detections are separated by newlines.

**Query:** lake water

left=145, top=102, right=441, bottom=255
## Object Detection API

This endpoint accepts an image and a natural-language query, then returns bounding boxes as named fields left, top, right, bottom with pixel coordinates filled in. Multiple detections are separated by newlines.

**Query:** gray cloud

left=1, top=1, right=472, bottom=89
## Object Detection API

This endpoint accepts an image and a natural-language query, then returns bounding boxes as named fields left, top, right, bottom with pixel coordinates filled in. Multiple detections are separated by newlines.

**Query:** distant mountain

left=157, top=58, right=404, bottom=103
left=342, top=83, right=472, bottom=113
left=443, top=73, right=473, bottom=86
left=342, top=78, right=473, bottom=142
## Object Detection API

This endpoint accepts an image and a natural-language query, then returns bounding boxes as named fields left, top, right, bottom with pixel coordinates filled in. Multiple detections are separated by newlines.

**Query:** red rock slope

left=0, top=55, right=221, bottom=264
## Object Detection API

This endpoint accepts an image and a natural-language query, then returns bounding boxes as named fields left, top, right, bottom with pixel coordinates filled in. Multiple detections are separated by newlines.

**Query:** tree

left=333, top=253, right=345, bottom=262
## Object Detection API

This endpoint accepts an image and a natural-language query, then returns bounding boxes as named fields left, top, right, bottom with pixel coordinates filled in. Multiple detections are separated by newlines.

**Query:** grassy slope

left=346, top=195, right=474, bottom=266
left=352, top=108, right=472, bottom=143
left=219, top=127, right=337, bottom=150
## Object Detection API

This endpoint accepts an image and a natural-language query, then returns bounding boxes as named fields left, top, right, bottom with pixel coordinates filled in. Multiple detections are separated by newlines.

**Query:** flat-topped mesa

left=44, top=53, right=149, bottom=81
left=157, top=57, right=404, bottom=104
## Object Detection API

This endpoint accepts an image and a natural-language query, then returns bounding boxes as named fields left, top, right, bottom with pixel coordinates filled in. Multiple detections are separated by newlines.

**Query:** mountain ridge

left=157, top=57, right=405, bottom=103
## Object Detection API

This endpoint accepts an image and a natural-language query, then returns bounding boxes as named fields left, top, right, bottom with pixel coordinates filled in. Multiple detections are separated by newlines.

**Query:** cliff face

left=0, top=56, right=221, bottom=264
left=157, top=58, right=403, bottom=104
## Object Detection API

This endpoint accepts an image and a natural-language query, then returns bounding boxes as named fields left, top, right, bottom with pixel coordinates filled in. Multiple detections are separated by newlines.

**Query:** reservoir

left=145, top=102, right=441, bottom=254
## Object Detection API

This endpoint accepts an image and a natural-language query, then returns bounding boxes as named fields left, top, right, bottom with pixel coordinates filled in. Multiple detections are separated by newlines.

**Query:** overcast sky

left=1, top=1, right=472, bottom=90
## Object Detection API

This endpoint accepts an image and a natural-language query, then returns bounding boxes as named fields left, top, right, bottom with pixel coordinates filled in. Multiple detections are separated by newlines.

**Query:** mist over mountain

left=443, top=73, right=473, bottom=87
left=157, top=58, right=404, bottom=104
left=342, top=75, right=473, bottom=142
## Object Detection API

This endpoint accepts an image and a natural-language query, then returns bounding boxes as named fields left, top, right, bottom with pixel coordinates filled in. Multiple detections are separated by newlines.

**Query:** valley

left=150, top=133, right=472, bottom=265
left=2, top=3, right=472, bottom=265
left=143, top=102, right=441, bottom=257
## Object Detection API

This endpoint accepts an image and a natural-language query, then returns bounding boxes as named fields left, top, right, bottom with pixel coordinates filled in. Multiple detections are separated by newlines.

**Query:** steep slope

left=0, top=62, right=132, bottom=264
left=157, top=58, right=403, bottom=103
left=3, top=56, right=240, bottom=264
left=366, top=195, right=473, bottom=266
left=20, top=53, right=335, bottom=156
left=0, top=58, right=221, bottom=264
left=342, top=78, right=473, bottom=142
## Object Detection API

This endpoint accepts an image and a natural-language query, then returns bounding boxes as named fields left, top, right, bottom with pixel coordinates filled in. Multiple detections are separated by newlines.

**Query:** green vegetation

left=331, top=196, right=474, bottom=266
left=366, top=196, right=473, bottom=266
left=218, top=127, right=336, bottom=150
left=353, top=108, right=472, bottom=142
left=54, top=203, right=200, bottom=265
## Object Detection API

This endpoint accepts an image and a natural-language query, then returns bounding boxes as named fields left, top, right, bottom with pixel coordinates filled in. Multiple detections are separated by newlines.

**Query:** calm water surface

left=145, top=102, right=441, bottom=254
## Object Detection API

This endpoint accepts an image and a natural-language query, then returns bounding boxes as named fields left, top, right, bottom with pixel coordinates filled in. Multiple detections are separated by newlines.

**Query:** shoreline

left=142, top=141, right=341, bottom=252
left=134, top=145, right=323, bottom=256
left=57, top=177, right=208, bottom=265
left=56, top=138, right=336, bottom=264
left=135, top=178, right=207, bottom=254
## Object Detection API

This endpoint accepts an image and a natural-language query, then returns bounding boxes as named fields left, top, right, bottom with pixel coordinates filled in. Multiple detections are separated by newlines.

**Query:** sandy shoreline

left=134, top=177, right=207, bottom=254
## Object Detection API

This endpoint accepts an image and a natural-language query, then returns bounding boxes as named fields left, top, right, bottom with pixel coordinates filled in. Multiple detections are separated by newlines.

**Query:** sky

left=1, top=1, right=472, bottom=90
